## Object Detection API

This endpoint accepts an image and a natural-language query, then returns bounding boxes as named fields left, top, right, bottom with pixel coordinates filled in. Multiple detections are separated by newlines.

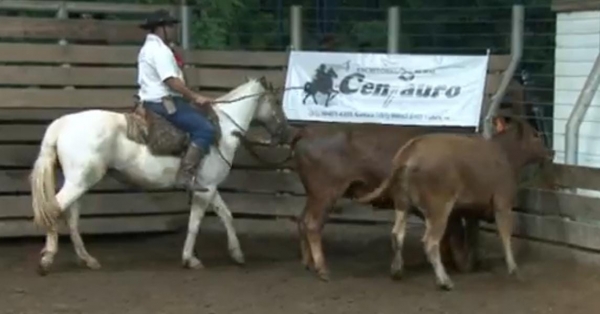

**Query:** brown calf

left=357, top=118, right=553, bottom=290
left=291, top=123, right=476, bottom=281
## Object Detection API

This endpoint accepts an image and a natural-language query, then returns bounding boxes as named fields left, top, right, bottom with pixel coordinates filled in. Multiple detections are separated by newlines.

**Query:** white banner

left=282, top=51, right=489, bottom=127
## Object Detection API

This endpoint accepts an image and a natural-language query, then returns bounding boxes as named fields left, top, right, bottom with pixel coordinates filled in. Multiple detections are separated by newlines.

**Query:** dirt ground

left=1, top=218, right=600, bottom=314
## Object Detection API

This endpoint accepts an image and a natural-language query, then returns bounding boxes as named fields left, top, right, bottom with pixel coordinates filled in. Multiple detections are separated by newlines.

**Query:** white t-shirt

left=136, top=34, right=185, bottom=101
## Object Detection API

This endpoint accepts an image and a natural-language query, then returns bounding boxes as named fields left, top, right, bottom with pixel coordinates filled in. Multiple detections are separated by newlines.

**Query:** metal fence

left=275, top=2, right=599, bottom=175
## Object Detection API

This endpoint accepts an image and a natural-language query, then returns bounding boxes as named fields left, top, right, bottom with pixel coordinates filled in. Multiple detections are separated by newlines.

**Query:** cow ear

left=499, top=116, right=525, bottom=139
left=493, top=116, right=507, bottom=133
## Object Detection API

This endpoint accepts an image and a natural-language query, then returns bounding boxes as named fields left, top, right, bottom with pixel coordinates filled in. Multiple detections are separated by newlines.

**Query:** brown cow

left=356, top=118, right=553, bottom=290
left=291, top=123, right=478, bottom=281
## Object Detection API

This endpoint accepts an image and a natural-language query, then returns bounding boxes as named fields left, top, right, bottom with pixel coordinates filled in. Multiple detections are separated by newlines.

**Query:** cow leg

left=422, top=202, right=454, bottom=291
left=464, top=218, right=481, bottom=270
left=493, top=200, right=519, bottom=278
left=443, top=216, right=464, bottom=271
left=447, top=216, right=476, bottom=273
left=390, top=208, right=408, bottom=280
left=298, top=207, right=313, bottom=270
left=301, top=195, right=334, bottom=281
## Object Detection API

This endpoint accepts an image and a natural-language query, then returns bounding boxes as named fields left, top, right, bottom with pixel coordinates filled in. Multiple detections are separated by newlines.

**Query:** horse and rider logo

left=302, top=62, right=419, bottom=107
left=303, top=64, right=339, bottom=107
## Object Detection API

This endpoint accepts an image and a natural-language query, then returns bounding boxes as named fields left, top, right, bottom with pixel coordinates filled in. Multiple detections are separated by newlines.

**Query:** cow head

left=494, top=116, right=554, bottom=166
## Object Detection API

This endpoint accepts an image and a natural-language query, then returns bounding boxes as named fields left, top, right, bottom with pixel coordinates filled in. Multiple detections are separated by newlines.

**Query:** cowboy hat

left=139, top=9, right=180, bottom=30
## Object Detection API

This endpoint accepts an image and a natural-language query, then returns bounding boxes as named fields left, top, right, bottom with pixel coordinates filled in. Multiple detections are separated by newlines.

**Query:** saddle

left=124, top=99, right=222, bottom=157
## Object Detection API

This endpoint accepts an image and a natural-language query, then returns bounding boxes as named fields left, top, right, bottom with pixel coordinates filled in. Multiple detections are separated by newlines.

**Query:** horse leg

left=64, top=200, right=100, bottom=270
left=38, top=181, right=89, bottom=275
left=330, top=90, right=339, bottom=100
left=324, top=93, right=332, bottom=107
left=211, top=191, right=244, bottom=265
left=182, top=190, right=213, bottom=269
left=303, top=93, right=311, bottom=105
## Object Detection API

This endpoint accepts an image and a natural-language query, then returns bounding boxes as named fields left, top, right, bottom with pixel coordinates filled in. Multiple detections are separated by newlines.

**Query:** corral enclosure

left=0, top=0, right=600, bottom=267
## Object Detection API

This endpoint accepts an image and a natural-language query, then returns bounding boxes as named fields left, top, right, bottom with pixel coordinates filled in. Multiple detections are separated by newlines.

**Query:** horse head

left=326, top=68, right=338, bottom=78
left=254, top=76, right=290, bottom=145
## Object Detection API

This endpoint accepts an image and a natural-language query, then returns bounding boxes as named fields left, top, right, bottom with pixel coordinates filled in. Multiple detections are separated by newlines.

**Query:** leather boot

left=175, top=143, right=208, bottom=192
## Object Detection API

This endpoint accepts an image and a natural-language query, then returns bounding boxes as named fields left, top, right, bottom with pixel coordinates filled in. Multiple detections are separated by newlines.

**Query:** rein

left=210, top=86, right=304, bottom=105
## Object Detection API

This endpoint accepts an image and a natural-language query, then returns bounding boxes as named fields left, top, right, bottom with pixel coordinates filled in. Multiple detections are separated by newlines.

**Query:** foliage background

left=67, top=0, right=556, bottom=136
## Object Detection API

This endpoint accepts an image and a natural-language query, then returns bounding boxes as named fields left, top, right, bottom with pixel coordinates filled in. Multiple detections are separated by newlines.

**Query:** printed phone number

left=308, top=110, right=448, bottom=121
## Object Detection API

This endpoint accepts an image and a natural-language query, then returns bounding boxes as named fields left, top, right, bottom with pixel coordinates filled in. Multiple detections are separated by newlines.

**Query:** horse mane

left=216, top=78, right=262, bottom=102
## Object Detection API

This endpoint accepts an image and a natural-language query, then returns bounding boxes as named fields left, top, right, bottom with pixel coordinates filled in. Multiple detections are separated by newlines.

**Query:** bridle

left=208, top=85, right=302, bottom=168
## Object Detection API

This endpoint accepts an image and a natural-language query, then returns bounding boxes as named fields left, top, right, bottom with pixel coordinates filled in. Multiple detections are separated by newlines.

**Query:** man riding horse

left=137, top=9, right=215, bottom=192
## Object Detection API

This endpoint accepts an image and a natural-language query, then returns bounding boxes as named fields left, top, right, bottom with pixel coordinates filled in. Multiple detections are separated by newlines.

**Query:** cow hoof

left=317, top=270, right=330, bottom=282
left=182, top=258, right=204, bottom=270
left=302, top=262, right=313, bottom=271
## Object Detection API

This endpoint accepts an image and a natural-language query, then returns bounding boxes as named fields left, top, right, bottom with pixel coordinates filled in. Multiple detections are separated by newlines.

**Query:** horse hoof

left=437, top=279, right=454, bottom=291
left=509, top=268, right=524, bottom=282
left=37, top=263, right=50, bottom=276
left=183, top=258, right=204, bottom=270
left=85, top=258, right=102, bottom=270
left=390, top=269, right=404, bottom=281
left=230, top=249, right=245, bottom=266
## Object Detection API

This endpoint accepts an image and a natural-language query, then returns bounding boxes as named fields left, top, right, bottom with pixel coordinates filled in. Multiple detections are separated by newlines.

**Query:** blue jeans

left=143, top=96, right=215, bottom=151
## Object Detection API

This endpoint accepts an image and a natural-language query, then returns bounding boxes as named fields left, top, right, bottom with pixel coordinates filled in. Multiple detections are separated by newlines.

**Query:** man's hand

left=163, top=77, right=213, bottom=106
left=193, top=93, right=213, bottom=106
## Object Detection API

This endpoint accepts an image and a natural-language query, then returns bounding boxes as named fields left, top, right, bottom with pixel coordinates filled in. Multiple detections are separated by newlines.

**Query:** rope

left=209, top=85, right=304, bottom=105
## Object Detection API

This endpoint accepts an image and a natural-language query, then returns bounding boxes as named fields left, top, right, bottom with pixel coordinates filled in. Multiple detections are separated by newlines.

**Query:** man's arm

left=163, top=77, right=203, bottom=102
left=153, top=48, right=212, bottom=105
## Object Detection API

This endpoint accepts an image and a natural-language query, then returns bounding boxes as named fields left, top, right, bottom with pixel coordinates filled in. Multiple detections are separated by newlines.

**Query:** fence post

left=483, top=4, right=524, bottom=139
left=387, top=6, right=400, bottom=54
left=180, top=0, right=190, bottom=50
left=56, top=1, right=73, bottom=92
left=57, top=2, right=68, bottom=48
left=565, top=54, right=600, bottom=165
left=290, top=5, right=302, bottom=50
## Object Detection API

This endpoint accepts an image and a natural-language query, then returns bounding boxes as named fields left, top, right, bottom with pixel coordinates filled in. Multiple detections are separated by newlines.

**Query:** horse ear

left=259, top=76, right=267, bottom=87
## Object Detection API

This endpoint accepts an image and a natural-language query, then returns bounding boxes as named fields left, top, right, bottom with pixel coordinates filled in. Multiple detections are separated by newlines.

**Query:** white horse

left=30, top=77, right=286, bottom=274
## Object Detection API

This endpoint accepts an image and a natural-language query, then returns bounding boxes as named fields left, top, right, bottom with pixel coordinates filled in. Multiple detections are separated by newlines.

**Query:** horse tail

left=30, top=118, right=64, bottom=230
